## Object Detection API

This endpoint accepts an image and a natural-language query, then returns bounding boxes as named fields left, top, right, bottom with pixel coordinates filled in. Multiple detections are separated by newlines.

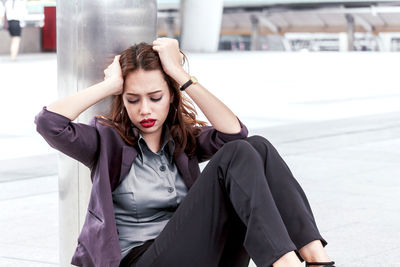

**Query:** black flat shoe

left=305, top=261, right=335, bottom=266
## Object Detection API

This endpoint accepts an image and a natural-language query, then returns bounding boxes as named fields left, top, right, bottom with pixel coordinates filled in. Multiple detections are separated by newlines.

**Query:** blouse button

left=159, top=165, right=166, bottom=172
left=168, top=187, right=174, bottom=193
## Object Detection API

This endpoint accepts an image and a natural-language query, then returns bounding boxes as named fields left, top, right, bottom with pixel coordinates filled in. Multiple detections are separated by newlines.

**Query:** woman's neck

left=141, top=130, right=163, bottom=154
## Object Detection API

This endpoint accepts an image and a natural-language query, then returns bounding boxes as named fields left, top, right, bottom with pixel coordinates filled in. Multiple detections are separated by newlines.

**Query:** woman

left=35, top=38, right=334, bottom=267
left=4, top=0, right=27, bottom=61
left=0, top=2, right=5, bottom=28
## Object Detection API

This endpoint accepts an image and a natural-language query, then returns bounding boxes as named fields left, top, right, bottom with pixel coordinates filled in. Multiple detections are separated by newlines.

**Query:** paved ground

left=0, top=52, right=399, bottom=266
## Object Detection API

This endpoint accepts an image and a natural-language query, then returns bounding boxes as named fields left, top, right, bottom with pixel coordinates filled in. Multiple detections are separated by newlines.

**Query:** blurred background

left=0, top=0, right=399, bottom=266
left=2, top=0, right=400, bottom=53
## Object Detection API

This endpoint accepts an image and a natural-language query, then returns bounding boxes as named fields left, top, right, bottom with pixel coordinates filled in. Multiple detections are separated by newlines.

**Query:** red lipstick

left=140, top=118, right=156, bottom=128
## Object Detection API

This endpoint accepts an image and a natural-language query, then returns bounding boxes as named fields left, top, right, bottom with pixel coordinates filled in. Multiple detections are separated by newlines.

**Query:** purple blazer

left=34, top=106, right=249, bottom=267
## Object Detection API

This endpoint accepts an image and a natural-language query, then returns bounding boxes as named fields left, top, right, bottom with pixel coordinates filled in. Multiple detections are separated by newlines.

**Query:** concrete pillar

left=379, top=33, right=393, bottom=51
left=281, top=35, right=292, bottom=51
left=339, top=32, right=348, bottom=51
left=57, top=0, right=157, bottom=266
left=345, top=14, right=355, bottom=51
left=180, top=0, right=223, bottom=52
left=250, top=15, right=259, bottom=51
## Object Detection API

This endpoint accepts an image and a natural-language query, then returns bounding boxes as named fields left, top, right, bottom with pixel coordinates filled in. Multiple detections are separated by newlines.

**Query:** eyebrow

left=126, top=90, right=162, bottom=96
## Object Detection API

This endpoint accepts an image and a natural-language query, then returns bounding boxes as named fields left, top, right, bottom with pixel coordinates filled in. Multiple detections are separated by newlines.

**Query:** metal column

left=345, top=14, right=355, bottom=51
left=250, top=15, right=260, bottom=51
left=180, top=0, right=223, bottom=52
left=56, top=0, right=157, bottom=265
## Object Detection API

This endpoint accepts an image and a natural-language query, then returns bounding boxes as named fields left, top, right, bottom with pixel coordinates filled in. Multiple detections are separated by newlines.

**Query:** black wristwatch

left=179, top=76, right=198, bottom=91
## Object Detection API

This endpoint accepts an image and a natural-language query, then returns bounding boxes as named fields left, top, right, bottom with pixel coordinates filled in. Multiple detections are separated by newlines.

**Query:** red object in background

left=42, top=6, right=56, bottom=51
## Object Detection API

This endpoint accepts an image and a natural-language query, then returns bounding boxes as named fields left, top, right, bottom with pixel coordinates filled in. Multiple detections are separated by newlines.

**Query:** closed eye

left=127, top=97, right=162, bottom=104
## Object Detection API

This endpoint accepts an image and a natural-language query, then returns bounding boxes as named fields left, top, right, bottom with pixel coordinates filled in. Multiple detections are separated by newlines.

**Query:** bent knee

left=245, top=135, right=271, bottom=147
left=223, top=139, right=256, bottom=156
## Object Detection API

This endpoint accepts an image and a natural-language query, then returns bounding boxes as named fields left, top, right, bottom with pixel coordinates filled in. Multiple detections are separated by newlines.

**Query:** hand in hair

left=152, top=37, right=186, bottom=80
left=103, top=55, right=124, bottom=95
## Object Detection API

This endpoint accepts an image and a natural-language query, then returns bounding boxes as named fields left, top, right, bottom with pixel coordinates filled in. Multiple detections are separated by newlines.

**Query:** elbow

left=232, top=122, right=242, bottom=134
left=34, top=107, right=69, bottom=138
left=34, top=112, right=48, bottom=136
left=219, top=118, right=243, bottom=135
left=234, top=117, right=248, bottom=137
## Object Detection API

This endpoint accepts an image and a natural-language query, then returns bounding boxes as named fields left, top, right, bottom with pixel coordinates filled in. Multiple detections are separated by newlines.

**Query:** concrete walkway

left=0, top=52, right=399, bottom=266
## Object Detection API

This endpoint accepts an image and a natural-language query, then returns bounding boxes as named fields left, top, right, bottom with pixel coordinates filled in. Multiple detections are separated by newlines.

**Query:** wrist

left=170, top=69, right=191, bottom=86
left=103, top=76, right=123, bottom=95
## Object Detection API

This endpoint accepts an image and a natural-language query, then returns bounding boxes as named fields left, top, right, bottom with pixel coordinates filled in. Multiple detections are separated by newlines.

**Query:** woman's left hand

left=152, top=37, right=186, bottom=80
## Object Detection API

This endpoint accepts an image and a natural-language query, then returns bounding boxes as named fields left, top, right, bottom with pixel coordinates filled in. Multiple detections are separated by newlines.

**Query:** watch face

left=191, top=76, right=198, bottom=84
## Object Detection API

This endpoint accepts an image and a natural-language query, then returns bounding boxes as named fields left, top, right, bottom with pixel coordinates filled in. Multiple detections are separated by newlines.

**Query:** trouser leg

left=134, top=139, right=297, bottom=267
left=244, top=135, right=328, bottom=255
left=217, top=210, right=249, bottom=267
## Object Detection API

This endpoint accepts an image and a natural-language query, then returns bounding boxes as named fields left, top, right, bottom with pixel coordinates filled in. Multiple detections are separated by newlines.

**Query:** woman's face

left=122, top=69, right=173, bottom=139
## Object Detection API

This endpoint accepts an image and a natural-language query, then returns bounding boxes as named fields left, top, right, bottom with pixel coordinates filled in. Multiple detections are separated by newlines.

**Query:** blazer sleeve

left=34, top=106, right=100, bottom=169
left=195, top=116, right=249, bottom=163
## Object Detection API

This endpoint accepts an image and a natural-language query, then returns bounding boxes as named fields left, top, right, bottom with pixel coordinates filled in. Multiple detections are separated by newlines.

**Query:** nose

left=139, top=99, right=151, bottom=115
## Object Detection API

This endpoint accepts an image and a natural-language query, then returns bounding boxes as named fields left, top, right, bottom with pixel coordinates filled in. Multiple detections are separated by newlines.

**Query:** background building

left=1, top=0, right=400, bottom=54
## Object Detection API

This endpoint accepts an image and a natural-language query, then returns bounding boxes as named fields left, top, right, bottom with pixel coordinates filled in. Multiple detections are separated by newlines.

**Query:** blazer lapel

left=114, top=145, right=137, bottom=190
left=173, top=142, right=193, bottom=189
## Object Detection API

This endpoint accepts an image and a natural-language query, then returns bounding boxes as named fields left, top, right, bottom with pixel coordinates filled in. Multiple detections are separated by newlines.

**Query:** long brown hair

left=97, top=42, right=208, bottom=158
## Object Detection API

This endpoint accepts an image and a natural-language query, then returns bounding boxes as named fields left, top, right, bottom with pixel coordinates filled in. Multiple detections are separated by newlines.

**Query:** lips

left=140, top=119, right=156, bottom=123
left=140, top=119, right=156, bottom=128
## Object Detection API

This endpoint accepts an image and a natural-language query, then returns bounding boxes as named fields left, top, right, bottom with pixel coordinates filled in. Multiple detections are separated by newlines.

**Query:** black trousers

left=121, top=135, right=327, bottom=267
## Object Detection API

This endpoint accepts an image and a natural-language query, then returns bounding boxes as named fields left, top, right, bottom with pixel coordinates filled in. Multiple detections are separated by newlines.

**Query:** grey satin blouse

left=112, top=125, right=188, bottom=259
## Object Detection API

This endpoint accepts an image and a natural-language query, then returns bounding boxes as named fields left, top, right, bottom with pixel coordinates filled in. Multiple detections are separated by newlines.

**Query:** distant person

left=0, top=2, right=5, bottom=28
left=4, top=0, right=27, bottom=61
left=34, top=38, right=335, bottom=267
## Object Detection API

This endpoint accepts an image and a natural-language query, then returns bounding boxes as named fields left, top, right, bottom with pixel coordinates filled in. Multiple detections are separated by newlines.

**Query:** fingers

left=152, top=40, right=161, bottom=51
left=154, top=38, right=178, bottom=44
left=152, top=37, right=168, bottom=45
left=152, top=39, right=161, bottom=52
left=103, top=54, right=121, bottom=79
left=107, top=55, right=120, bottom=68
left=152, top=37, right=179, bottom=49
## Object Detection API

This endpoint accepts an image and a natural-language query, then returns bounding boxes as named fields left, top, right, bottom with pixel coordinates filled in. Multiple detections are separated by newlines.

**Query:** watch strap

left=179, top=76, right=197, bottom=91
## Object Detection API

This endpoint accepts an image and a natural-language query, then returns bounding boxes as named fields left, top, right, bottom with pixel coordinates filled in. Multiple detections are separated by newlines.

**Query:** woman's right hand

left=104, top=55, right=124, bottom=95
left=47, top=55, right=124, bottom=121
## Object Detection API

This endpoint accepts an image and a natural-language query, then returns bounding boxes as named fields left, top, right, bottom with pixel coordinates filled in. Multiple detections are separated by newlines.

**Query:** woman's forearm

left=152, top=38, right=241, bottom=134
left=172, top=70, right=242, bottom=134
left=47, top=78, right=118, bottom=121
